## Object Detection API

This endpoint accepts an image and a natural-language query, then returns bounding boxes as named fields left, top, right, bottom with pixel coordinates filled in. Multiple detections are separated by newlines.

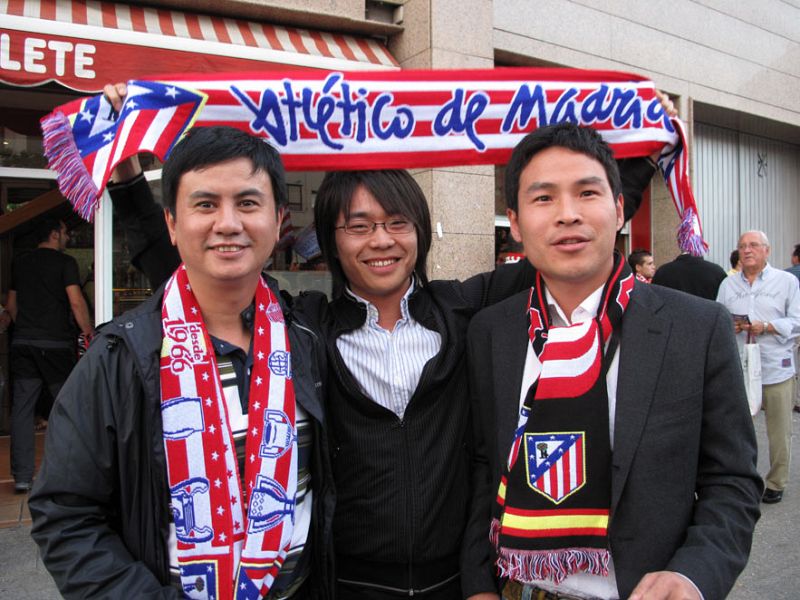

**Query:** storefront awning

left=1, top=0, right=399, bottom=93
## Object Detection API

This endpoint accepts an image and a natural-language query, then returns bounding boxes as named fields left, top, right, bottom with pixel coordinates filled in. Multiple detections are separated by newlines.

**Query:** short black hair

left=34, top=217, right=63, bottom=244
left=627, top=248, right=652, bottom=271
left=730, top=249, right=740, bottom=269
left=314, top=170, right=432, bottom=298
left=504, top=122, right=622, bottom=213
left=793, top=245, right=800, bottom=260
left=161, top=126, right=287, bottom=216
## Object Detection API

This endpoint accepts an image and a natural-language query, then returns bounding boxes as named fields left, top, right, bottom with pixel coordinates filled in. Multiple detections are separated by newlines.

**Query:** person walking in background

left=729, top=249, right=742, bottom=276
left=5, top=217, right=93, bottom=493
left=785, top=244, right=800, bottom=283
left=627, top=249, right=655, bottom=283
left=651, top=249, right=727, bottom=300
left=785, top=243, right=800, bottom=413
left=717, top=231, right=800, bottom=504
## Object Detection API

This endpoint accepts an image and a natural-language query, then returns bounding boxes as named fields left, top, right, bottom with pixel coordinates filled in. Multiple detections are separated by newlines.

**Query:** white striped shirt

left=336, top=282, right=442, bottom=419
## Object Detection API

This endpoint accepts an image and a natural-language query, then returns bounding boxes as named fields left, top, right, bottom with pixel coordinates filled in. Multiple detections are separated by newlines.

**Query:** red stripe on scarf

left=42, top=67, right=706, bottom=256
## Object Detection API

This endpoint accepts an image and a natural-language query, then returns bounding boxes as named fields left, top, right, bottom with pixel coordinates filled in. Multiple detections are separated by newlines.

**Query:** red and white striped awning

left=1, top=0, right=399, bottom=93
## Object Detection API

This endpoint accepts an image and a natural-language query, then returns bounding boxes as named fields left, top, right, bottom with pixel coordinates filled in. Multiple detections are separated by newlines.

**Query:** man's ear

left=164, top=208, right=178, bottom=247
left=615, top=194, right=625, bottom=231
left=276, top=206, right=285, bottom=233
left=507, top=209, right=522, bottom=243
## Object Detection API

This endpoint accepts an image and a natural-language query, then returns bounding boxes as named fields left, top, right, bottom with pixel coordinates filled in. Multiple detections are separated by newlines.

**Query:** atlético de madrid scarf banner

left=40, top=67, right=707, bottom=254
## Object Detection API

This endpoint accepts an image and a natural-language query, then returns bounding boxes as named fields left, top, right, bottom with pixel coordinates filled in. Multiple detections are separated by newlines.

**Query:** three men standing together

left=28, top=94, right=762, bottom=598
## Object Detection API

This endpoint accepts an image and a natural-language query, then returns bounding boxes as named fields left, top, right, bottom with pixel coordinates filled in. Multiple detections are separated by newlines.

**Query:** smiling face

left=334, top=185, right=417, bottom=307
left=508, top=146, right=624, bottom=303
left=165, top=157, right=281, bottom=294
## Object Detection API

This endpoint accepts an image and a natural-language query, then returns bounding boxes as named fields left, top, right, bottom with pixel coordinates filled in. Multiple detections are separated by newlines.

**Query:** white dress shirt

left=337, top=281, right=442, bottom=419
left=717, top=264, right=800, bottom=384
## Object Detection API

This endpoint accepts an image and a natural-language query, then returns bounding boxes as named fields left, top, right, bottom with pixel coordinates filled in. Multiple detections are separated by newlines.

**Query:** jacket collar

left=103, top=274, right=298, bottom=404
left=328, top=279, right=435, bottom=335
left=491, top=291, right=532, bottom=468
left=613, top=282, right=670, bottom=510
left=490, top=283, right=671, bottom=510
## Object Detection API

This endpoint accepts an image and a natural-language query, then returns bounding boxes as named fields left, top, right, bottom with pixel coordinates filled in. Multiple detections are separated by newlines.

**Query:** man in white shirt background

left=717, top=230, right=800, bottom=504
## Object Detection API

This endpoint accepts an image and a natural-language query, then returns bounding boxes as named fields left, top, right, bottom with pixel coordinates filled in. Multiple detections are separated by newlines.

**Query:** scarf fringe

left=678, top=207, right=708, bottom=257
left=491, top=519, right=609, bottom=585
left=40, top=110, right=100, bottom=221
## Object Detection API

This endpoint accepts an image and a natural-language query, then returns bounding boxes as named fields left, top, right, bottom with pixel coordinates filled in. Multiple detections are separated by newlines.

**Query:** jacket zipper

left=401, top=334, right=438, bottom=596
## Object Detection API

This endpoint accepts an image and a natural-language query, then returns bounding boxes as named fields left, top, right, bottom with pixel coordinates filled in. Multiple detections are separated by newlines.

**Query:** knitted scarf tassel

left=490, top=519, right=610, bottom=584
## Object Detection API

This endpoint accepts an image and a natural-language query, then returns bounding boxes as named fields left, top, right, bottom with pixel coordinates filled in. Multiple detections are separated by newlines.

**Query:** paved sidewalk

left=0, top=413, right=797, bottom=598
left=0, top=433, right=44, bottom=529
left=728, top=410, right=799, bottom=600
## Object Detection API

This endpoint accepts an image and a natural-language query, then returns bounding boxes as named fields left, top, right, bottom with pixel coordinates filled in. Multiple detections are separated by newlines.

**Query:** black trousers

left=9, top=343, right=75, bottom=482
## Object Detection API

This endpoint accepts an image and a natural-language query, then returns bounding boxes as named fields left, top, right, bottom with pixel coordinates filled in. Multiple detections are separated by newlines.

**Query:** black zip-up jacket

left=29, top=280, right=335, bottom=600
left=293, top=270, right=535, bottom=597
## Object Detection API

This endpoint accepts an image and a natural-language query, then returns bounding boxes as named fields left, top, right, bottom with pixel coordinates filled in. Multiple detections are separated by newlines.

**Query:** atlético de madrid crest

left=524, top=432, right=586, bottom=504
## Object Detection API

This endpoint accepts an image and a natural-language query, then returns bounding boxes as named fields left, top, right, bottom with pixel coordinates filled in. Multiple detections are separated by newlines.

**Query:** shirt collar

left=345, top=277, right=416, bottom=326
left=545, top=284, right=604, bottom=327
left=209, top=301, right=255, bottom=355
left=739, top=262, right=772, bottom=283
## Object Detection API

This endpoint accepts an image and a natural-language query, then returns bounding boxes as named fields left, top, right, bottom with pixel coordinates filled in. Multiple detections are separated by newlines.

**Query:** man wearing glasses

left=717, top=230, right=800, bottom=504
left=307, top=169, right=523, bottom=598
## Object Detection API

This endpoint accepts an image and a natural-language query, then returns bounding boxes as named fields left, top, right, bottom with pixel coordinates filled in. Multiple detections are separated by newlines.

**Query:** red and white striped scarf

left=40, top=67, right=705, bottom=255
left=160, top=265, right=296, bottom=600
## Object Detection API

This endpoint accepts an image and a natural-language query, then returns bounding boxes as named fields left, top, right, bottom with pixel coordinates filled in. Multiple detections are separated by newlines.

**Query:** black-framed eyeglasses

left=334, top=219, right=415, bottom=236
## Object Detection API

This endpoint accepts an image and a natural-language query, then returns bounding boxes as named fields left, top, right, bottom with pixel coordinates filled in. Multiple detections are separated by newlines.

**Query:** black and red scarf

left=491, top=252, right=634, bottom=584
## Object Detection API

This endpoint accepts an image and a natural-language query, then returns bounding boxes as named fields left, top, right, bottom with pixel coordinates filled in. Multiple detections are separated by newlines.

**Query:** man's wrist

left=672, top=571, right=704, bottom=600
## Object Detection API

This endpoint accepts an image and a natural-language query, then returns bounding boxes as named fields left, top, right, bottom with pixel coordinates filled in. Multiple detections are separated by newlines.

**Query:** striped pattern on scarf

left=39, top=67, right=705, bottom=255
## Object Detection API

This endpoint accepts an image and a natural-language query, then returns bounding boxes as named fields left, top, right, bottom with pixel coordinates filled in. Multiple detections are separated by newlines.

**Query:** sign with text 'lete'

left=1, top=3, right=395, bottom=93
left=0, top=27, right=302, bottom=92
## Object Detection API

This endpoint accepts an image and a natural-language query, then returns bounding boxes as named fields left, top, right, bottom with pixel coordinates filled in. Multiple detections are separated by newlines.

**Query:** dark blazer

left=465, top=282, right=762, bottom=600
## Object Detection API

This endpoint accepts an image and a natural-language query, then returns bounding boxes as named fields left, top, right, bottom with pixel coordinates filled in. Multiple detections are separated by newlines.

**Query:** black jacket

left=29, top=280, right=334, bottom=600
left=652, top=253, right=728, bottom=300
left=293, top=268, right=534, bottom=597
left=466, top=283, right=761, bottom=599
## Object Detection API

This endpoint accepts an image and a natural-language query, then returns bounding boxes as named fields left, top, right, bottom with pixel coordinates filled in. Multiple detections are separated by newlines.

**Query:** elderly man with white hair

left=717, top=230, right=800, bottom=504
